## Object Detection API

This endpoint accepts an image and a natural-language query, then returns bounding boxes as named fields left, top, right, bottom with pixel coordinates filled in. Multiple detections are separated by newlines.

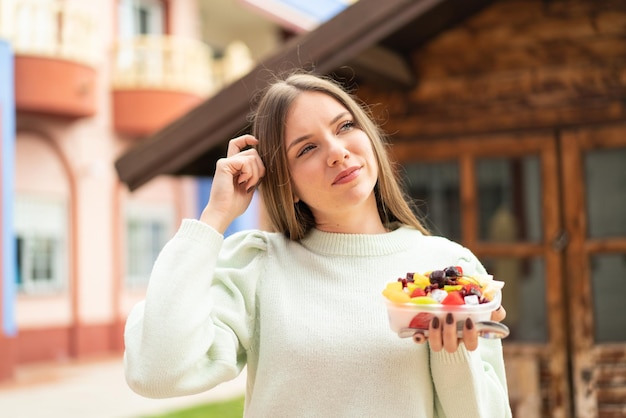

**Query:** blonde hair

left=252, top=72, right=429, bottom=240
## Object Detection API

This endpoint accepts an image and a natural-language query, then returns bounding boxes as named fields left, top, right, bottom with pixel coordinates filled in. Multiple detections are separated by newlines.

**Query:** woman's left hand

left=412, top=306, right=506, bottom=352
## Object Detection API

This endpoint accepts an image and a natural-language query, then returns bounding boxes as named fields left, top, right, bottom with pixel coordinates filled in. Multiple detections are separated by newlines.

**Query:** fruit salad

left=382, top=266, right=503, bottom=306
left=382, top=266, right=504, bottom=336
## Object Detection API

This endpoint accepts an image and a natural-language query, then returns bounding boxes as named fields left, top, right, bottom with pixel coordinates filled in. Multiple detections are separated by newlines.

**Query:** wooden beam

left=344, top=46, right=416, bottom=89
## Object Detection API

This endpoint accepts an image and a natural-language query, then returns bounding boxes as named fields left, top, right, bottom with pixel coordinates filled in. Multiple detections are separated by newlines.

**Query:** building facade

left=0, top=0, right=278, bottom=381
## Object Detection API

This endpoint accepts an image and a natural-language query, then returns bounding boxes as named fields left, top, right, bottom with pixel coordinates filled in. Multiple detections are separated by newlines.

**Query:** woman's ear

left=293, top=195, right=300, bottom=203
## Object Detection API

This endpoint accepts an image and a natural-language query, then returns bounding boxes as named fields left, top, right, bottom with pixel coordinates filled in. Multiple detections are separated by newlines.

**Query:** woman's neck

left=313, top=205, right=387, bottom=234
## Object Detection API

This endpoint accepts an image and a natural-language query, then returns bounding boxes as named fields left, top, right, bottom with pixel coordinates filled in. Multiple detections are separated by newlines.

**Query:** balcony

left=1, top=0, right=98, bottom=118
left=111, top=35, right=212, bottom=137
left=111, top=37, right=253, bottom=137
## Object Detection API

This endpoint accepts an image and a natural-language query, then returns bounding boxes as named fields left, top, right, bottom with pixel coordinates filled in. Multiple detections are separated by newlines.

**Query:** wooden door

left=392, top=131, right=570, bottom=417
left=561, top=123, right=626, bottom=418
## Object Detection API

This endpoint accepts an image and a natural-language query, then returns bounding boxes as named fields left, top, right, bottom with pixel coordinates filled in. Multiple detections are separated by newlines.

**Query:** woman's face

left=284, top=91, right=379, bottom=228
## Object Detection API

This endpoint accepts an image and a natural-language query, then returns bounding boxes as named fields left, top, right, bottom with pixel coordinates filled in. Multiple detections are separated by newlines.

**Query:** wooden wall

left=359, top=0, right=626, bottom=140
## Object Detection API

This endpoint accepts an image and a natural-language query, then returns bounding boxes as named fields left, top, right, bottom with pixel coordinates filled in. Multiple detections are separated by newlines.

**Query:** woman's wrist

left=199, top=206, right=232, bottom=234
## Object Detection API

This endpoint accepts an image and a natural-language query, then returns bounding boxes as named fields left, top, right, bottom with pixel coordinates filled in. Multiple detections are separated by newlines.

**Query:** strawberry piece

left=441, top=291, right=465, bottom=305
left=463, top=283, right=482, bottom=298
left=409, top=312, right=432, bottom=330
left=455, top=265, right=463, bottom=275
left=410, top=287, right=426, bottom=298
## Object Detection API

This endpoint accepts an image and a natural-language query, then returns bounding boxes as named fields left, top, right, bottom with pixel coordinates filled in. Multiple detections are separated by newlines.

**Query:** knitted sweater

left=124, top=219, right=512, bottom=418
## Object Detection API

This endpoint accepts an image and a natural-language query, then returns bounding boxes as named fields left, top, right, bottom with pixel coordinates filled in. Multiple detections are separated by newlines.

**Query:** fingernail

left=496, top=305, right=502, bottom=311
left=446, top=313, right=454, bottom=324
left=432, top=317, right=440, bottom=329
left=465, top=317, right=473, bottom=330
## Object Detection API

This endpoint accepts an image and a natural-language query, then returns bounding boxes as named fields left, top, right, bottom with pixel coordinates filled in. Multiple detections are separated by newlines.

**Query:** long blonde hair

left=252, top=72, right=429, bottom=240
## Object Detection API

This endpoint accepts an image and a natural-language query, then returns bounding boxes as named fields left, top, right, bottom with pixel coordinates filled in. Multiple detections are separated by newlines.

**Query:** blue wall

left=0, top=39, right=16, bottom=338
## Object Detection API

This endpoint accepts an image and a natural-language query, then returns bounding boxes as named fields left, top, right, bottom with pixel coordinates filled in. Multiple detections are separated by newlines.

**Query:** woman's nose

left=327, top=141, right=349, bottom=166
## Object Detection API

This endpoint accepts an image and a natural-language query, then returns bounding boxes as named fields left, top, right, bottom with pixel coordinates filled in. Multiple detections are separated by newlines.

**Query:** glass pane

left=31, top=237, right=55, bottom=281
left=585, top=148, right=626, bottom=238
left=591, top=254, right=626, bottom=342
left=402, top=161, right=460, bottom=241
left=126, top=217, right=170, bottom=287
left=483, top=256, right=547, bottom=342
left=476, top=157, right=543, bottom=243
left=15, top=237, right=23, bottom=286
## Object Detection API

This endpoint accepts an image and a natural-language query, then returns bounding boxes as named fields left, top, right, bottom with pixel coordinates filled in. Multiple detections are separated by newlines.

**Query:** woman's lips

left=333, top=166, right=361, bottom=185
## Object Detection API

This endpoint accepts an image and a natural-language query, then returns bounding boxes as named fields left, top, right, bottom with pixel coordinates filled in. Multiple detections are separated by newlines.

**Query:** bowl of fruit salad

left=382, top=266, right=509, bottom=339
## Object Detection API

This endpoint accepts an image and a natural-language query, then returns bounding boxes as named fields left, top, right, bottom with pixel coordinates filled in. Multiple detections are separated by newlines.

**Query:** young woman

left=124, top=72, right=512, bottom=417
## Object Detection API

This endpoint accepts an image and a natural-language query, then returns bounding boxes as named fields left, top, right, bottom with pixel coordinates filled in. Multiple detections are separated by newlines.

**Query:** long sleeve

left=123, top=219, right=266, bottom=399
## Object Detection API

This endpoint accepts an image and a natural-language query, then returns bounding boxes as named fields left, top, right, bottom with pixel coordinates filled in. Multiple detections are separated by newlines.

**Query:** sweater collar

left=299, top=224, right=421, bottom=256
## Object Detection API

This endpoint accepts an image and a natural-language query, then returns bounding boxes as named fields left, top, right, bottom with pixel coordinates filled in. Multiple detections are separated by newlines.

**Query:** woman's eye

left=339, top=121, right=355, bottom=132
left=297, top=144, right=316, bottom=157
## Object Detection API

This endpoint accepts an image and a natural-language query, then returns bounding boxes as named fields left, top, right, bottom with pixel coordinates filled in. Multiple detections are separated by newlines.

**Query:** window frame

left=14, top=194, right=68, bottom=294
left=124, top=202, right=175, bottom=289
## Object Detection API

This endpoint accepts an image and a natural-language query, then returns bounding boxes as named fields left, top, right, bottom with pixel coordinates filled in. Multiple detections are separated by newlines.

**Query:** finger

left=254, top=151, right=266, bottom=180
left=490, top=305, right=506, bottom=322
left=462, top=317, right=478, bottom=351
left=218, top=156, right=250, bottom=185
left=428, top=316, right=443, bottom=352
left=412, top=332, right=427, bottom=344
left=227, top=135, right=259, bottom=157
left=442, top=313, right=459, bottom=353
left=227, top=151, right=264, bottom=191
left=235, top=157, right=257, bottom=186
left=248, top=153, right=267, bottom=191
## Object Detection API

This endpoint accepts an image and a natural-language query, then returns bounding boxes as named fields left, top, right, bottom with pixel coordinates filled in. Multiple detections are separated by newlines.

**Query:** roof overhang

left=115, top=0, right=492, bottom=190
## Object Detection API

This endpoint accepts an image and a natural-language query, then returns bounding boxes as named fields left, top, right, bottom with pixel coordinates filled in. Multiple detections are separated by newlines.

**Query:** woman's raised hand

left=200, top=135, right=265, bottom=233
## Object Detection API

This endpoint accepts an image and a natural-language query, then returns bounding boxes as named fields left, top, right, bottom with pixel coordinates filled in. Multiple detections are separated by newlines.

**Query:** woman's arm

left=123, top=219, right=265, bottom=398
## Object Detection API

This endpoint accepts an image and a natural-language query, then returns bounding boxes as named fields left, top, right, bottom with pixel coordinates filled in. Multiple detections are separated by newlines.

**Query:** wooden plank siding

left=358, top=0, right=626, bottom=139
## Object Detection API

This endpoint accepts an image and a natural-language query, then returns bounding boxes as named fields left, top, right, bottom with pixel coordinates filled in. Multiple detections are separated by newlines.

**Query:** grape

left=429, top=270, right=445, bottom=287
left=444, top=266, right=461, bottom=278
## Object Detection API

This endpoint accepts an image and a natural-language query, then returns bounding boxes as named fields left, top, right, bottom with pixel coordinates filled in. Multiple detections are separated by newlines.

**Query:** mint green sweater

left=124, top=219, right=512, bottom=417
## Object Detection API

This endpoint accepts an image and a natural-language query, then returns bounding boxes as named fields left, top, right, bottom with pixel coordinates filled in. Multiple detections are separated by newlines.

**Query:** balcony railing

left=110, top=37, right=254, bottom=136
left=0, top=0, right=98, bottom=117
left=112, top=35, right=215, bottom=95
left=111, top=37, right=254, bottom=96
left=0, top=0, right=98, bottom=65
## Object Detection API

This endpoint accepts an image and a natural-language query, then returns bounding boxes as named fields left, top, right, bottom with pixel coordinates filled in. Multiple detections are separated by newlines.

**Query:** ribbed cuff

left=429, top=342, right=472, bottom=365
left=178, top=218, right=224, bottom=245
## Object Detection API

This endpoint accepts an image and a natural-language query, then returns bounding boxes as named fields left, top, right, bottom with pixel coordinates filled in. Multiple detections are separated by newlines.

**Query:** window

left=118, top=0, right=165, bottom=38
left=125, top=203, right=174, bottom=288
left=14, top=195, right=68, bottom=293
left=403, top=161, right=461, bottom=240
